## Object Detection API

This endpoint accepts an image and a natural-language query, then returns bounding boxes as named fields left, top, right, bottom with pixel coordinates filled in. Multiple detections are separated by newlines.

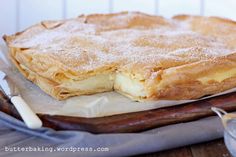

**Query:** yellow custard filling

left=198, top=69, right=236, bottom=84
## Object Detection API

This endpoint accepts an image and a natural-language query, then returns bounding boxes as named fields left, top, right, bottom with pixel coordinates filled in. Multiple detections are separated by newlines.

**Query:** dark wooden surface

left=135, top=139, right=232, bottom=157
left=0, top=91, right=236, bottom=133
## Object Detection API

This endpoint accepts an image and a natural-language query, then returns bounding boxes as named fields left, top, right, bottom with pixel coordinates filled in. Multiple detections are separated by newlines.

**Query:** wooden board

left=0, top=91, right=236, bottom=133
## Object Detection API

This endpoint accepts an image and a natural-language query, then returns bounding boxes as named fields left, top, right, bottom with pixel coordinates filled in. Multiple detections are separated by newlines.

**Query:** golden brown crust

left=3, top=12, right=236, bottom=101
left=145, top=53, right=236, bottom=100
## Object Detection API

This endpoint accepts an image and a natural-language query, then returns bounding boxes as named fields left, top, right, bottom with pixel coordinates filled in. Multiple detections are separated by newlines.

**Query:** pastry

left=3, top=12, right=236, bottom=101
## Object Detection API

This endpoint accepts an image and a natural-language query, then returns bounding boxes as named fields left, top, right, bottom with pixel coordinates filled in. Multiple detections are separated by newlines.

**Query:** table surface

left=136, top=139, right=231, bottom=157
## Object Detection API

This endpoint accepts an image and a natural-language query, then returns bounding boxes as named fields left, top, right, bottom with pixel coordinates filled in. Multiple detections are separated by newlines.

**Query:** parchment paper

left=1, top=45, right=236, bottom=118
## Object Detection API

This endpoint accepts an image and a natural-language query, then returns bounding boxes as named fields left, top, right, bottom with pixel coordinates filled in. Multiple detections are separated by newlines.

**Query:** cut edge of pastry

left=150, top=53, right=236, bottom=100
left=14, top=62, right=117, bottom=100
left=114, top=72, right=148, bottom=101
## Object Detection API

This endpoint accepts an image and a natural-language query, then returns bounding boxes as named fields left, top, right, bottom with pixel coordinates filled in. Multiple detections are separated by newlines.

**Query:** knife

left=0, top=71, right=42, bottom=129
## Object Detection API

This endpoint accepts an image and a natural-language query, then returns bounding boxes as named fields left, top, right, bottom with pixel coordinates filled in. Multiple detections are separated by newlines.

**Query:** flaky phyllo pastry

left=3, top=12, right=236, bottom=101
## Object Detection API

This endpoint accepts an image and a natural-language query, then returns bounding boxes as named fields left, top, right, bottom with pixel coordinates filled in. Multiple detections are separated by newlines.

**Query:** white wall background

left=0, top=0, right=236, bottom=44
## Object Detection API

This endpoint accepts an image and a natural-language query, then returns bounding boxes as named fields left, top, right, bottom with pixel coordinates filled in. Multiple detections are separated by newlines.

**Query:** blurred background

left=0, top=0, right=236, bottom=44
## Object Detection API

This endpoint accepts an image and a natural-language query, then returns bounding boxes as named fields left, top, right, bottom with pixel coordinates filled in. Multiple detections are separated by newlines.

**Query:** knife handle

left=11, top=96, right=42, bottom=129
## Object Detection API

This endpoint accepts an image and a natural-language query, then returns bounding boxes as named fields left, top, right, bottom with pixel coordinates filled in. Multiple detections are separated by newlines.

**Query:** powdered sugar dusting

left=8, top=12, right=236, bottom=73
